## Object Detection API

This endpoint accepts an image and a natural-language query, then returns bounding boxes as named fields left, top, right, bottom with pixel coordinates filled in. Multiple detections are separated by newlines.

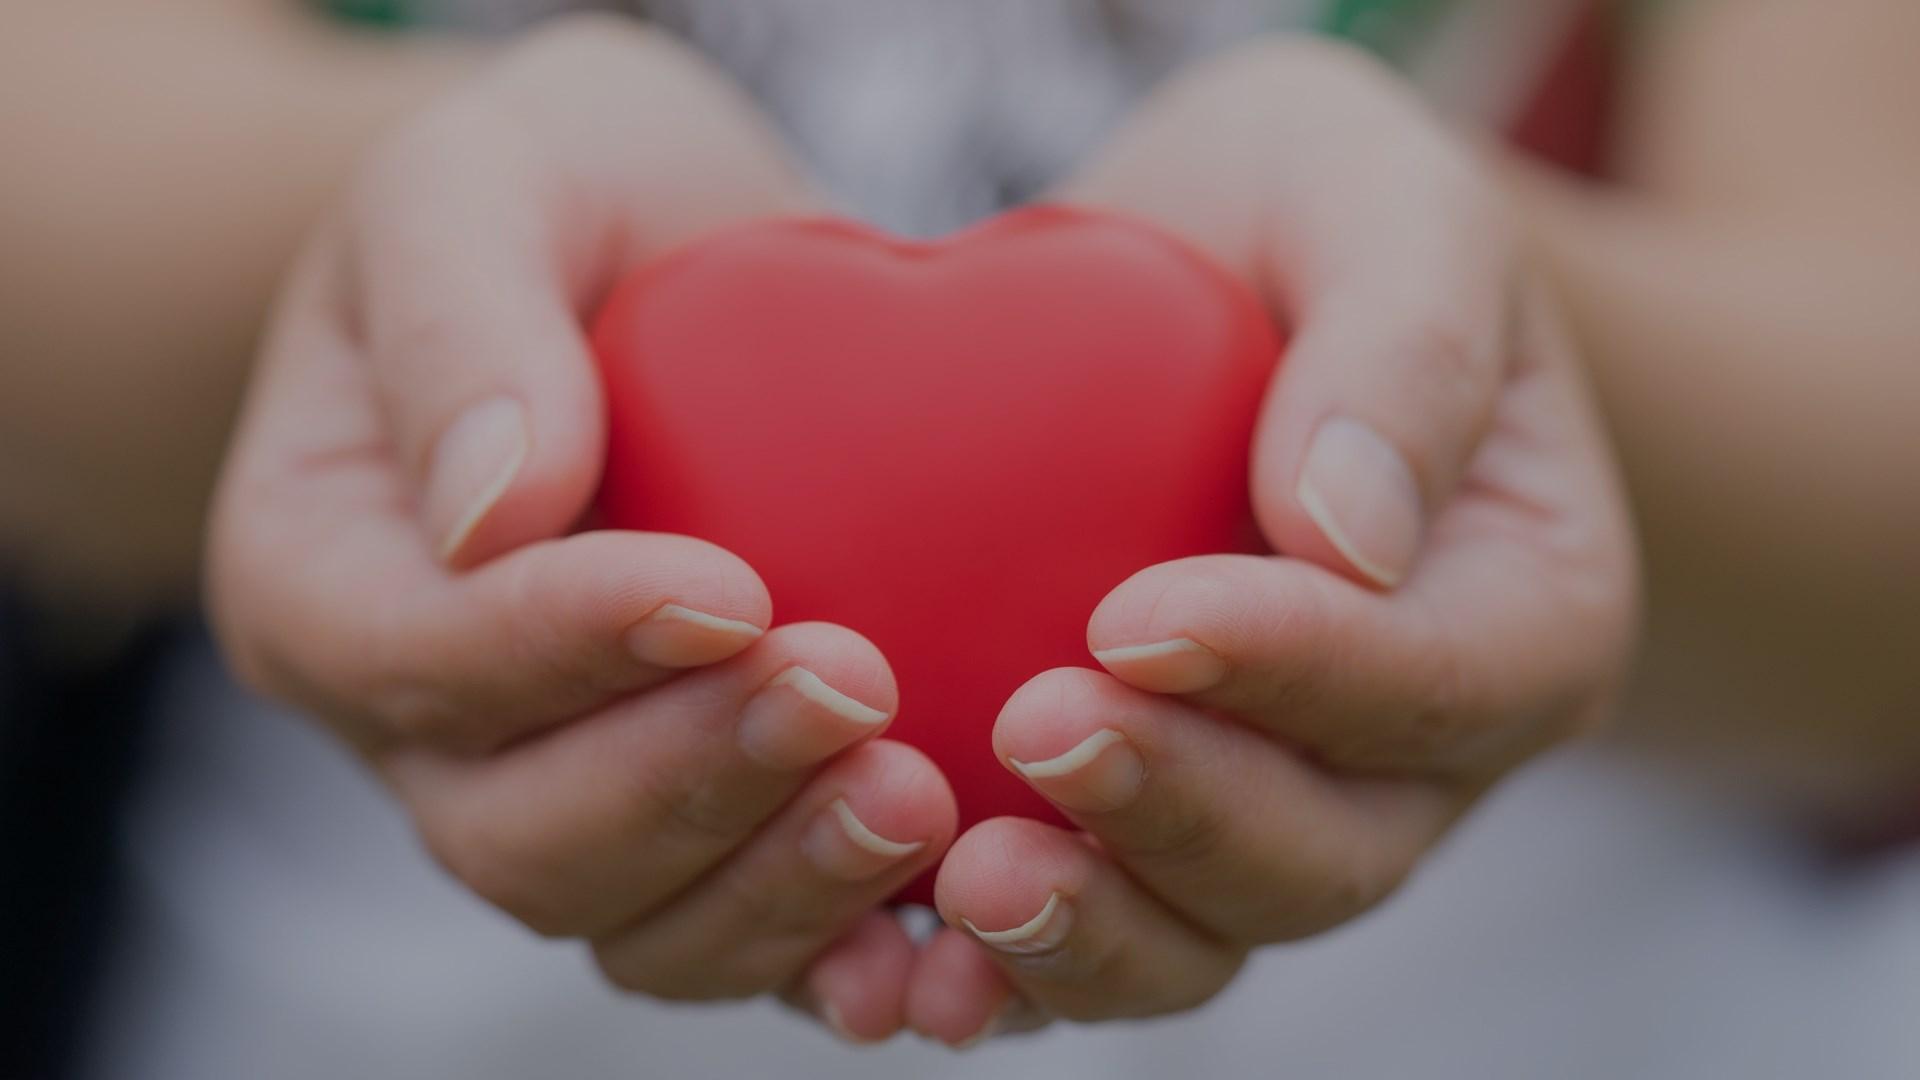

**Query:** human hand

left=906, top=37, right=1640, bottom=1044
left=207, top=17, right=957, bottom=1039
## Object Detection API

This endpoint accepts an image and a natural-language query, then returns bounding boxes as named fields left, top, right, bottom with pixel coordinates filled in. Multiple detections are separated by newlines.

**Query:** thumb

left=348, top=115, right=606, bottom=569
left=1249, top=262, right=1510, bottom=588
left=344, top=55, right=819, bottom=569
left=1060, top=53, right=1514, bottom=588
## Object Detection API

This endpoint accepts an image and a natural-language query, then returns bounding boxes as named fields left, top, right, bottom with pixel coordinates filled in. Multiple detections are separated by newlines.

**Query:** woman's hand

left=907, top=38, right=1640, bottom=1044
left=207, top=18, right=955, bottom=1039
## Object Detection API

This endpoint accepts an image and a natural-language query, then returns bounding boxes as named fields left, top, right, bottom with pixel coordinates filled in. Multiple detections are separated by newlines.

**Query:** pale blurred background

left=4, top=2, right=1918, bottom=1078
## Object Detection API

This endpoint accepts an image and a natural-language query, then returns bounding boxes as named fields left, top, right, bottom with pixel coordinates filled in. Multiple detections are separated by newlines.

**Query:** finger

left=934, top=818, right=1245, bottom=1022
left=347, top=24, right=817, bottom=567
left=1064, top=38, right=1514, bottom=587
left=215, top=244, right=776, bottom=752
left=1088, top=545, right=1605, bottom=777
left=322, top=531, right=773, bottom=753
left=996, top=667, right=1462, bottom=944
left=347, top=97, right=611, bottom=567
left=906, top=929, right=1045, bottom=1049
left=786, top=910, right=918, bottom=1045
left=1087, top=553, right=1457, bottom=772
left=592, top=740, right=955, bottom=1002
left=392, top=623, right=900, bottom=938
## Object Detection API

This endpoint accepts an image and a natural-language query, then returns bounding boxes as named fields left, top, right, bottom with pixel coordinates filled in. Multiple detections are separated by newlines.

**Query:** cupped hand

left=907, top=37, right=1640, bottom=1045
left=207, top=17, right=955, bottom=1040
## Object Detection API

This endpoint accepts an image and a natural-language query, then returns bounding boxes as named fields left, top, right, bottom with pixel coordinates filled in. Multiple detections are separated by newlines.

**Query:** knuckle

left=592, top=903, right=789, bottom=1002
left=1399, top=311, right=1493, bottom=409
left=653, top=771, right=758, bottom=849
left=501, top=554, right=612, bottom=695
left=708, top=860, right=797, bottom=944
left=1329, top=706, right=1465, bottom=775
left=1395, top=623, right=1483, bottom=764
left=592, top=943, right=751, bottom=1003
left=372, top=302, right=466, bottom=373
left=1315, top=847, right=1413, bottom=927
left=358, top=632, right=475, bottom=747
left=355, top=607, right=501, bottom=753
left=1236, top=832, right=1420, bottom=946
left=376, top=684, right=471, bottom=749
left=1223, top=573, right=1339, bottom=718
left=1256, top=857, right=1406, bottom=944
left=591, top=943, right=688, bottom=999
left=1127, top=798, right=1228, bottom=867
left=415, top=803, right=574, bottom=937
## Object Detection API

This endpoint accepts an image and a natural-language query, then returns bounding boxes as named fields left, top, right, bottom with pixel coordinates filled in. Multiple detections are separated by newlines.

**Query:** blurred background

left=5, top=1, right=1918, bottom=1078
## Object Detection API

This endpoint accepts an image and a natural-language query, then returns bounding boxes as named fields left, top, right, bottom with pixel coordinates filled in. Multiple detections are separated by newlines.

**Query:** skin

left=207, top=21, right=963, bottom=1037
left=1512, top=0, right=1920, bottom=822
left=907, top=42, right=1635, bottom=1039
left=0, top=0, right=482, bottom=612
left=2, top=0, right=1916, bottom=1050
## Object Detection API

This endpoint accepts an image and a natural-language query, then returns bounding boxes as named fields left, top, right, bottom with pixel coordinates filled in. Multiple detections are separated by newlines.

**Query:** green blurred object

left=319, top=0, right=414, bottom=27
left=1317, top=0, right=1458, bottom=64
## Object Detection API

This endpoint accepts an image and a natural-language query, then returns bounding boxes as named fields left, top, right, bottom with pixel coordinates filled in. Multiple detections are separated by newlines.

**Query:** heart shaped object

left=592, top=205, right=1282, bottom=904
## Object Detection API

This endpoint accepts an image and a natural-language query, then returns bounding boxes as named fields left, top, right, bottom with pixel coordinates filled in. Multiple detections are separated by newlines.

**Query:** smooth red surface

left=591, top=205, right=1283, bottom=903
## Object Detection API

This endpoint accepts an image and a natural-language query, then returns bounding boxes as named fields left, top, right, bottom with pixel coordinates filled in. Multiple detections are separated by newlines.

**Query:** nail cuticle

left=1009, top=729, right=1145, bottom=812
left=962, top=891, right=1074, bottom=956
left=1090, top=637, right=1227, bottom=694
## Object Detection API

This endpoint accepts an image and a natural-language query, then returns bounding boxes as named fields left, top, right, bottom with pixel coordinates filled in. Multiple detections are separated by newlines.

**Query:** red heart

left=592, top=205, right=1281, bottom=904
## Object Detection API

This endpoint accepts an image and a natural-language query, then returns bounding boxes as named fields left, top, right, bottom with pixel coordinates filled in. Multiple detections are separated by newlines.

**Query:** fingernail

left=1091, top=638, right=1226, bottom=694
left=1296, top=416, right=1423, bottom=587
left=802, top=797, right=924, bottom=881
left=819, top=999, right=881, bottom=1047
left=424, top=396, right=528, bottom=563
left=962, top=892, right=1073, bottom=957
left=625, top=604, right=764, bottom=669
left=738, top=668, right=890, bottom=770
left=1009, top=729, right=1144, bottom=813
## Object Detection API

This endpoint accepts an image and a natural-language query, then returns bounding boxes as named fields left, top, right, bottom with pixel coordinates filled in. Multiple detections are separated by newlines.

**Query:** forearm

left=0, top=1, right=485, bottom=613
left=1514, top=0, right=1920, bottom=819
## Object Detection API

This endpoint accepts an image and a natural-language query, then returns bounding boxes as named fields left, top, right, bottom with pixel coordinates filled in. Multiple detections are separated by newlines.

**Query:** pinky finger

left=786, top=910, right=917, bottom=1045
left=906, top=928, right=1047, bottom=1049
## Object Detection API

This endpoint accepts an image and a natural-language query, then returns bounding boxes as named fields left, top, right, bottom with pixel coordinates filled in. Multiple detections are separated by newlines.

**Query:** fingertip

left=625, top=603, right=766, bottom=669
left=752, top=622, right=900, bottom=722
left=490, top=530, right=774, bottom=670
left=934, top=818, right=1084, bottom=942
left=993, top=671, right=1150, bottom=814
left=804, top=910, right=914, bottom=1045
left=906, top=929, right=1019, bottom=1049
left=1087, top=557, right=1251, bottom=693
left=828, top=740, right=959, bottom=856
left=1092, top=639, right=1228, bottom=695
